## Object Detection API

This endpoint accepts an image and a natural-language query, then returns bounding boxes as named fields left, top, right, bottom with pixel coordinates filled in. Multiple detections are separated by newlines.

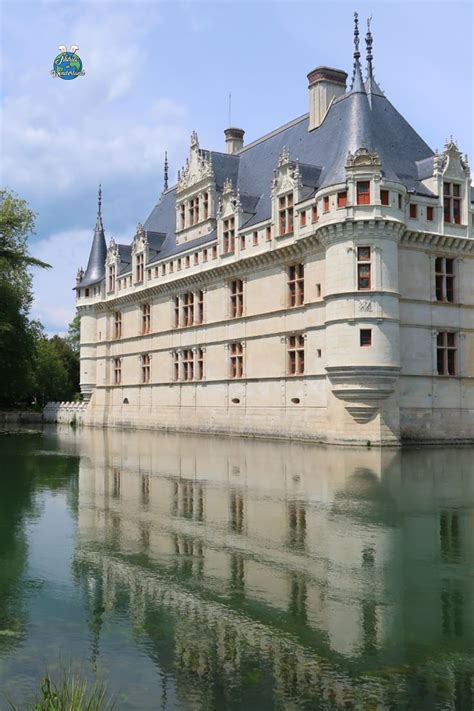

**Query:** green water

left=0, top=426, right=473, bottom=710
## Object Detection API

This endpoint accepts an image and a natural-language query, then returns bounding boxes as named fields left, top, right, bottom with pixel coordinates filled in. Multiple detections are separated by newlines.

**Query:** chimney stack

left=307, top=66, right=348, bottom=131
left=225, top=127, right=245, bottom=154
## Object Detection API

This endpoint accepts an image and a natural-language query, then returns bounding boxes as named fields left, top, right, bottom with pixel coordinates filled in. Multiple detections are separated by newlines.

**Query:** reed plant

left=9, top=671, right=114, bottom=710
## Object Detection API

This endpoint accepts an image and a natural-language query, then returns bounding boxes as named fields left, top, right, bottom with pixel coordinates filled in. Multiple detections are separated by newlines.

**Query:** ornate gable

left=218, top=178, right=241, bottom=220
left=271, top=147, right=302, bottom=199
left=131, top=223, right=148, bottom=256
left=434, top=138, right=470, bottom=181
left=177, top=131, right=214, bottom=194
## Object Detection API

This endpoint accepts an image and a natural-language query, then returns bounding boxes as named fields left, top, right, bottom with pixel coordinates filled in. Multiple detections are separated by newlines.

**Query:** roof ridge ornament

left=95, top=184, right=103, bottom=231
left=350, top=11, right=361, bottom=90
left=365, top=16, right=373, bottom=80
left=164, top=151, right=169, bottom=191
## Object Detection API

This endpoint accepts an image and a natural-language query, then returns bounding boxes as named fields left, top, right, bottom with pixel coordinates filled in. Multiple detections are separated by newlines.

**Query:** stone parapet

left=43, top=401, right=87, bottom=425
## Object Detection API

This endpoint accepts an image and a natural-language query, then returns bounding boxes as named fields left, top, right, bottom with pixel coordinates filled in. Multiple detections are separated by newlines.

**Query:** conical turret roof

left=80, top=185, right=107, bottom=288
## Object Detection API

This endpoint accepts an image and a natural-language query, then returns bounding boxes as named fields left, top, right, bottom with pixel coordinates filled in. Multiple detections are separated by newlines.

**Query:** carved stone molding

left=326, top=365, right=399, bottom=403
left=344, top=405, right=378, bottom=423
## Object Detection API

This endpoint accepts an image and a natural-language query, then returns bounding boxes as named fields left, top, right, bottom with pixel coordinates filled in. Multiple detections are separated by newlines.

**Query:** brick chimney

left=225, top=127, right=245, bottom=154
left=307, top=66, right=348, bottom=131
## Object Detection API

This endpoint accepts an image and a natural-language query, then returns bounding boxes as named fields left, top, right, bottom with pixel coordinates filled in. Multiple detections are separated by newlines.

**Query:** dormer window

left=357, top=181, right=370, bottom=205
left=278, top=194, right=294, bottom=236
left=223, top=217, right=235, bottom=254
left=180, top=204, right=185, bottom=230
left=203, top=192, right=209, bottom=219
left=108, top=265, right=116, bottom=293
left=189, top=197, right=199, bottom=226
left=444, top=183, right=461, bottom=224
left=136, top=253, right=144, bottom=283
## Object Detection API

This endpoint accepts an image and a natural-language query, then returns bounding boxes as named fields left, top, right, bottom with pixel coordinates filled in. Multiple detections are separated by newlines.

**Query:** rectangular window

left=182, top=349, right=194, bottom=381
left=435, top=257, right=455, bottom=303
left=444, top=183, right=462, bottom=224
left=85, top=288, right=89, bottom=297
left=240, top=234, right=246, bottom=250
left=174, top=296, right=179, bottom=328
left=196, top=348, right=204, bottom=380
left=223, top=216, right=235, bottom=254
left=337, top=191, right=348, bottom=208
left=173, top=351, right=179, bottom=381
left=212, top=245, right=218, bottom=259
left=185, top=255, right=190, bottom=268
left=380, top=190, right=389, bottom=206
left=253, top=231, right=258, bottom=246
left=113, top=358, right=122, bottom=385
left=230, top=342, right=244, bottom=378
left=142, top=303, right=151, bottom=334
left=288, top=334, right=305, bottom=375
left=196, top=290, right=204, bottom=324
left=360, top=329, right=372, bottom=347
left=203, top=192, right=209, bottom=219
left=357, top=181, right=370, bottom=205
left=279, top=193, right=294, bottom=235
left=288, top=263, right=304, bottom=307
left=177, top=258, right=182, bottom=271
left=300, top=210, right=307, bottom=227
left=141, top=354, right=151, bottom=383
left=182, top=292, right=194, bottom=326
left=316, top=283, right=321, bottom=297
left=409, top=203, right=418, bottom=219
left=108, top=265, right=116, bottom=293
left=398, top=194, right=403, bottom=209
left=203, top=249, right=208, bottom=263
left=180, top=203, right=185, bottom=230
left=312, top=205, right=318, bottom=223
left=437, top=332, right=456, bottom=375
left=266, top=226, right=272, bottom=242
left=323, top=195, right=330, bottom=212
left=194, top=252, right=199, bottom=265
left=169, top=262, right=174, bottom=273
left=136, top=253, right=144, bottom=283
left=427, top=206, right=434, bottom=221
left=230, top=279, right=244, bottom=318
left=357, top=247, right=371, bottom=290
left=113, top=311, right=122, bottom=339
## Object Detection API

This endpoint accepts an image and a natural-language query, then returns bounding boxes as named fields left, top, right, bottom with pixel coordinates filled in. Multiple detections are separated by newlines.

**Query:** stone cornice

left=316, top=218, right=405, bottom=247
left=400, top=229, right=474, bottom=252
left=93, top=235, right=321, bottom=310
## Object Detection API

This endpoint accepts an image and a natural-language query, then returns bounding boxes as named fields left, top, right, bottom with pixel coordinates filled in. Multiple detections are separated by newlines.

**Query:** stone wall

left=43, top=401, right=88, bottom=426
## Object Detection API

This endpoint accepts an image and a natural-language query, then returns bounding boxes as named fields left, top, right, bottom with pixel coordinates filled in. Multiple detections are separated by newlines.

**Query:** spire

left=350, top=12, right=362, bottom=90
left=79, top=184, right=107, bottom=287
left=95, top=184, right=103, bottom=231
left=365, top=16, right=373, bottom=80
left=164, top=152, right=169, bottom=191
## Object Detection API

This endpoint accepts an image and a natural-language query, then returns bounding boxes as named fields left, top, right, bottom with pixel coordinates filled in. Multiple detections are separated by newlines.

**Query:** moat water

left=0, top=426, right=473, bottom=710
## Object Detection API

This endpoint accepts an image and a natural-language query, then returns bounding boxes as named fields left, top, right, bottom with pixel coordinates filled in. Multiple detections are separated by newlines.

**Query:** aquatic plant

left=10, top=671, right=114, bottom=710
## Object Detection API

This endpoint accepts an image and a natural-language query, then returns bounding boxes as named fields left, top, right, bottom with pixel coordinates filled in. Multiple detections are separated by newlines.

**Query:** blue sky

left=1, top=0, right=472, bottom=334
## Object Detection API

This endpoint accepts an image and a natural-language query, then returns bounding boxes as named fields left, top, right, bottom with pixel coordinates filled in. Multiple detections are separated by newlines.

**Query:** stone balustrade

left=43, top=401, right=87, bottom=425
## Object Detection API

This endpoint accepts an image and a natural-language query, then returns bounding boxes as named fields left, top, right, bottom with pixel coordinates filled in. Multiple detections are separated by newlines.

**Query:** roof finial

left=164, top=151, right=169, bottom=191
left=351, top=12, right=361, bottom=90
left=96, top=184, right=103, bottom=231
left=365, top=16, right=373, bottom=80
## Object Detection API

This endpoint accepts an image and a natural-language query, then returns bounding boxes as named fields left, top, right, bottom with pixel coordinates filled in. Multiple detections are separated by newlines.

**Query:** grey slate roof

left=81, top=59, right=441, bottom=284
left=80, top=213, right=107, bottom=288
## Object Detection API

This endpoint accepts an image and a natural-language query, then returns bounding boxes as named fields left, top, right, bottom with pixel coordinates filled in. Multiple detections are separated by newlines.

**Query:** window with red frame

left=360, top=329, right=372, bottom=347
left=288, top=264, right=304, bottom=307
left=240, top=234, right=246, bottom=250
left=357, top=247, right=371, bottom=290
left=311, top=205, right=318, bottom=223
left=266, top=226, right=272, bottom=241
left=136, top=253, right=144, bottom=283
left=230, top=342, right=244, bottom=378
left=337, top=191, right=347, bottom=208
left=300, top=210, right=307, bottom=227
left=223, top=217, right=235, bottom=253
left=108, top=264, right=116, bottom=293
left=253, top=231, right=258, bottom=246
left=323, top=195, right=330, bottom=212
left=180, top=204, right=185, bottom=230
left=380, top=190, right=389, bottom=206
left=182, top=292, right=194, bottom=326
left=141, top=303, right=151, bottom=334
left=194, top=252, right=199, bottom=265
left=113, top=311, right=122, bottom=339
left=182, top=349, right=194, bottom=381
left=230, top=279, right=244, bottom=318
left=141, top=354, right=151, bottom=383
left=437, top=332, right=456, bottom=375
left=279, top=193, right=294, bottom=235
left=357, top=181, right=370, bottom=205
left=203, top=192, right=209, bottom=219
left=444, top=183, right=461, bottom=224
left=409, top=203, right=417, bottom=219
left=173, top=296, right=179, bottom=328
left=427, top=206, right=434, bottom=221
left=196, top=290, right=204, bottom=324
left=288, top=334, right=305, bottom=375
left=435, top=257, right=455, bottom=303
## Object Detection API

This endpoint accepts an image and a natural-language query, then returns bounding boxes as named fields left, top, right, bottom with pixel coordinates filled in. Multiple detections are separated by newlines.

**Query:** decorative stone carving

left=76, top=267, right=84, bottom=284
left=345, top=405, right=378, bottom=423
left=345, top=147, right=381, bottom=168
left=358, top=300, right=373, bottom=312
left=326, top=365, right=399, bottom=406
left=177, top=131, right=214, bottom=193
left=271, top=148, right=302, bottom=198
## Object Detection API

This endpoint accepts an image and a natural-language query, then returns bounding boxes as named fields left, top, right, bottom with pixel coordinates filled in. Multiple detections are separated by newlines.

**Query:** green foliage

left=9, top=671, right=113, bottom=710
left=66, top=314, right=81, bottom=355
left=33, top=337, right=81, bottom=406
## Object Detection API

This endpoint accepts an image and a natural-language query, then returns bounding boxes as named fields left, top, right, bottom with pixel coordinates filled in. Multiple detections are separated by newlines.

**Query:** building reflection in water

left=55, top=427, right=474, bottom=709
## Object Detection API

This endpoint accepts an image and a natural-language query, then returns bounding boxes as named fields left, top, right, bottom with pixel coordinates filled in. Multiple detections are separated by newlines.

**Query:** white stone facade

left=74, top=60, right=474, bottom=446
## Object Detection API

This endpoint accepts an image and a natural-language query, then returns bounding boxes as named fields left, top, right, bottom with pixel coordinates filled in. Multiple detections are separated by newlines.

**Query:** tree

left=66, top=313, right=81, bottom=355
left=0, top=188, right=50, bottom=406
left=33, top=339, right=70, bottom=407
